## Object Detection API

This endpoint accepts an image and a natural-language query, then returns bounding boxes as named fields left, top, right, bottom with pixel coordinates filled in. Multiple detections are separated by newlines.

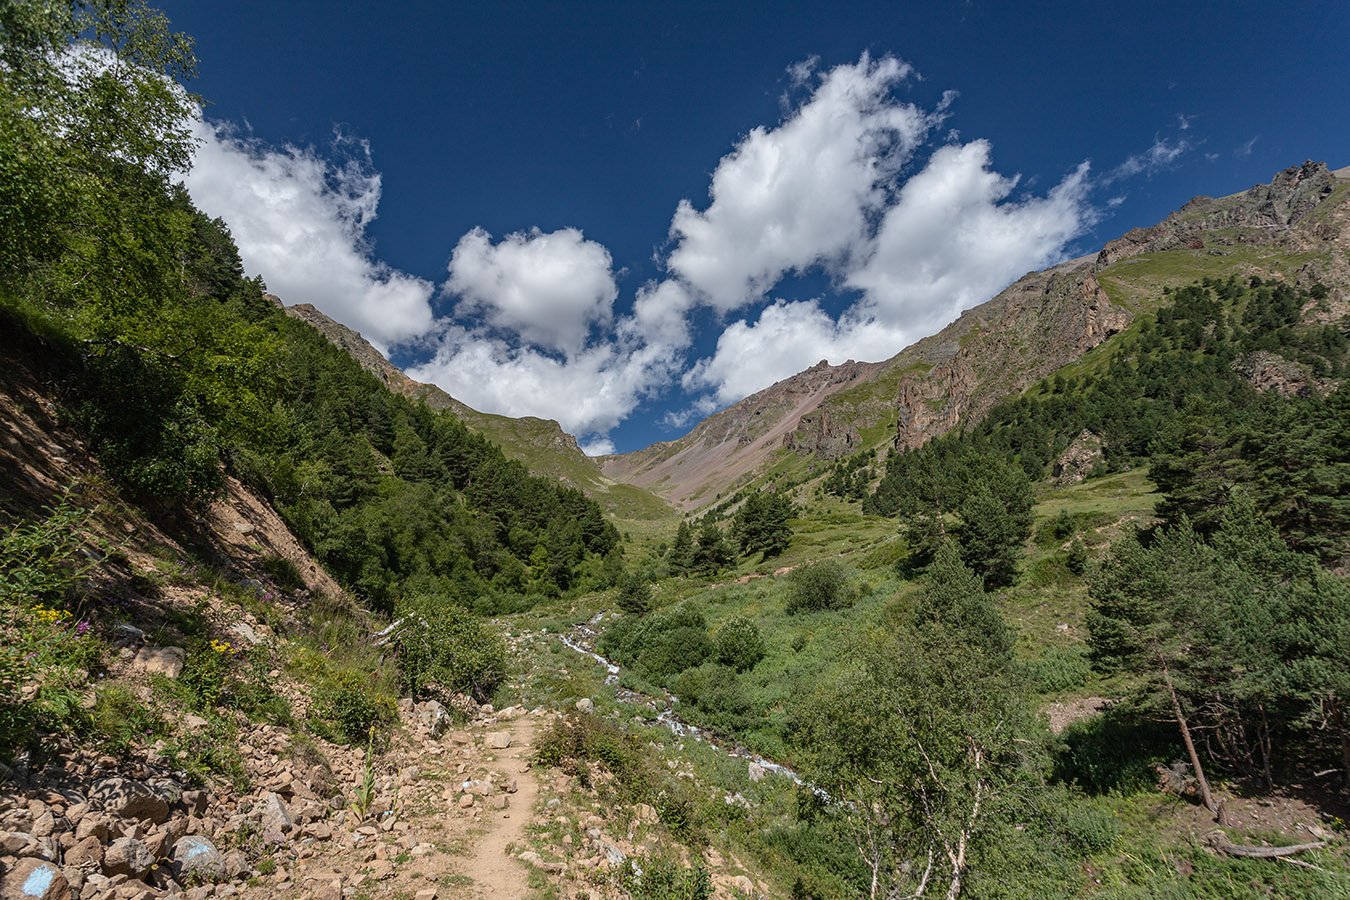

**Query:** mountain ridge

left=601, top=160, right=1350, bottom=509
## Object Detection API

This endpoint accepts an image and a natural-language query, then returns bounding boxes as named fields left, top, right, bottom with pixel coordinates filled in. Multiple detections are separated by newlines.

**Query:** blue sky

left=165, top=0, right=1350, bottom=454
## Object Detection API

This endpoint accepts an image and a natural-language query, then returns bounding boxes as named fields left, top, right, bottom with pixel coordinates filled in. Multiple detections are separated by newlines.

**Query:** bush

left=641, top=626, right=713, bottom=681
left=1052, top=709, right=1178, bottom=794
left=392, top=596, right=508, bottom=703
left=785, top=561, right=853, bottom=614
left=600, top=604, right=713, bottom=683
left=713, top=616, right=764, bottom=671
left=534, top=716, right=652, bottom=798
left=620, top=857, right=712, bottom=900
left=309, top=670, right=396, bottom=745
left=668, top=664, right=754, bottom=734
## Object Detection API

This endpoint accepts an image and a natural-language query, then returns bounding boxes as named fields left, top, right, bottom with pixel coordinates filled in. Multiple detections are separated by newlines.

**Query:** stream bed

left=558, top=612, right=802, bottom=783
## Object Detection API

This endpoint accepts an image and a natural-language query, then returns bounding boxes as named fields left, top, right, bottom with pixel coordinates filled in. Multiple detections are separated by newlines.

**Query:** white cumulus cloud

left=447, top=227, right=618, bottom=357
left=665, top=53, right=932, bottom=310
left=846, top=140, right=1094, bottom=338
left=183, top=119, right=434, bottom=352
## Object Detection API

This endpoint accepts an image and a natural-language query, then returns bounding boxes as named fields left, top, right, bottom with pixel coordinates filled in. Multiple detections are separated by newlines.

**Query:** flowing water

left=558, top=612, right=802, bottom=783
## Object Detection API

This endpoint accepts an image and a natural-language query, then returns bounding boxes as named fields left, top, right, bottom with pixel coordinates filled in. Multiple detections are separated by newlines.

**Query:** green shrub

left=785, top=560, right=854, bottom=614
left=309, top=670, right=396, bottom=745
left=1053, top=801, right=1120, bottom=855
left=600, top=604, right=713, bottom=682
left=533, top=716, right=652, bottom=799
left=1052, top=710, right=1177, bottom=794
left=0, top=496, right=89, bottom=605
left=620, top=857, right=712, bottom=900
left=713, top=615, right=764, bottom=671
left=1065, top=536, right=1089, bottom=575
left=669, top=664, right=754, bottom=734
left=392, top=596, right=508, bottom=703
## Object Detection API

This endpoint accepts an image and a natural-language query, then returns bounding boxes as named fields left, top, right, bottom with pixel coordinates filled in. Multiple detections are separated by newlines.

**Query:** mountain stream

left=557, top=612, right=802, bottom=783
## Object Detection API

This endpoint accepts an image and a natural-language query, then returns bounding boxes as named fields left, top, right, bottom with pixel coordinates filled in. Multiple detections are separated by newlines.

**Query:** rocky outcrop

left=889, top=268, right=1131, bottom=451
left=1095, top=161, right=1339, bottom=270
left=1231, top=351, right=1335, bottom=398
left=782, top=407, right=861, bottom=459
left=1053, top=430, right=1105, bottom=486
left=895, top=354, right=975, bottom=451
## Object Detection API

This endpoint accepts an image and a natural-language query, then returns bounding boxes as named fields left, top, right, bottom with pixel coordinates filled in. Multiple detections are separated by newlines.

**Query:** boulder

left=575, top=698, right=594, bottom=714
left=169, top=835, right=224, bottom=883
left=0, top=858, right=70, bottom=900
left=131, top=646, right=186, bottom=679
left=88, top=779, right=169, bottom=824
left=256, top=792, right=293, bottom=834
left=484, top=732, right=511, bottom=749
left=61, top=836, right=103, bottom=870
left=102, top=837, right=153, bottom=878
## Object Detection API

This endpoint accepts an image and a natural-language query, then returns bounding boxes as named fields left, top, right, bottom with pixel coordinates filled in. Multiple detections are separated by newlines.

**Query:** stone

left=0, top=831, right=37, bottom=856
left=89, top=779, right=169, bottom=824
left=131, top=646, right=186, bottom=680
left=179, top=791, right=208, bottom=817
left=457, top=795, right=474, bottom=809
left=102, top=838, right=154, bottom=879
left=73, top=819, right=107, bottom=844
left=169, top=835, right=223, bottom=883
left=517, top=851, right=542, bottom=867
left=228, top=622, right=263, bottom=647
left=592, top=838, right=626, bottom=866
left=220, top=849, right=249, bottom=880
left=256, top=793, right=293, bottom=834
left=449, top=731, right=471, bottom=746
left=492, top=795, right=509, bottom=810
left=748, top=762, right=766, bottom=782
left=484, top=732, right=511, bottom=749
left=142, top=831, right=168, bottom=861
left=61, top=836, right=103, bottom=870
left=232, top=522, right=255, bottom=535
left=0, top=858, right=70, bottom=900
left=414, top=889, right=438, bottom=900
left=575, top=698, right=594, bottom=714
left=633, top=803, right=658, bottom=824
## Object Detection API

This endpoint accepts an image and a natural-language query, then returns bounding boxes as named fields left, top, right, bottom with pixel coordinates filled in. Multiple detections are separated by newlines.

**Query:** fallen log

left=1206, top=831, right=1327, bottom=859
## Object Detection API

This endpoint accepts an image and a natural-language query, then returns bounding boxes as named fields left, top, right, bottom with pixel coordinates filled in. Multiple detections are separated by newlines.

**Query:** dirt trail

left=448, top=713, right=541, bottom=899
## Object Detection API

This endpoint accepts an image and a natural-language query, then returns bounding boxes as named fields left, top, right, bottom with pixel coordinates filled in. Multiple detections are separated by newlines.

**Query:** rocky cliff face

left=888, top=267, right=1132, bottom=450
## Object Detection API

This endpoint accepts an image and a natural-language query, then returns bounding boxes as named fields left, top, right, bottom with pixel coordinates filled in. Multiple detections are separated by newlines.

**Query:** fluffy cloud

left=846, top=141, right=1093, bottom=337
left=665, top=53, right=932, bottom=310
left=406, top=318, right=682, bottom=445
left=682, top=300, right=907, bottom=408
left=184, top=53, right=1104, bottom=450
left=183, top=120, right=434, bottom=352
left=447, top=227, right=618, bottom=356
left=680, top=142, right=1093, bottom=411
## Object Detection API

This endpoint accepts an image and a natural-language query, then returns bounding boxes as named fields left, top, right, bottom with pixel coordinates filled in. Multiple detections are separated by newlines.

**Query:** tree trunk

left=1160, top=656, right=1218, bottom=815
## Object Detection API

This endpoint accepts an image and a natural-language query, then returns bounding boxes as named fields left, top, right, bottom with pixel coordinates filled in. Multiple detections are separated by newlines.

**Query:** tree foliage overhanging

left=0, top=0, right=618, bottom=611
